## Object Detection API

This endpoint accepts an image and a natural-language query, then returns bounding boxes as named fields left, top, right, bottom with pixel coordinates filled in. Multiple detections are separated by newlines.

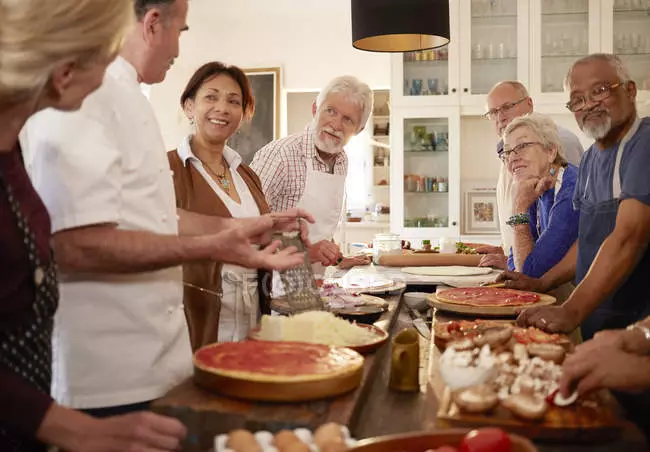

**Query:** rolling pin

left=378, top=253, right=482, bottom=267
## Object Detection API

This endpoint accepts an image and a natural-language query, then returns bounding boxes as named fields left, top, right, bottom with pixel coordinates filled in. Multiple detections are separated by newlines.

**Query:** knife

left=405, top=304, right=431, bottom=340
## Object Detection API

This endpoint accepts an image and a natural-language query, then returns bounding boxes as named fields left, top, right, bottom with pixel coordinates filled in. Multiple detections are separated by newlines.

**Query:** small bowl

left=333, top=305, right=384, bottom=324
left=403, top=292, right=430, bottom=311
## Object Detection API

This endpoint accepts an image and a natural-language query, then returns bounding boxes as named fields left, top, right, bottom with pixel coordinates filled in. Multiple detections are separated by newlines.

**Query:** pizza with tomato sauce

left=434, top=319, right=570, bottom=347
left=436, top=287, right=540, bottom=307
left=193, top=341, right=364, bottom=383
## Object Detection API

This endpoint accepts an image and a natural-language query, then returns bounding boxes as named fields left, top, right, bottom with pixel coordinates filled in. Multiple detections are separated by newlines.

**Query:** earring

left=189, top=118, right=195, bottom=126
left=550, top=167, right=556, bottom=176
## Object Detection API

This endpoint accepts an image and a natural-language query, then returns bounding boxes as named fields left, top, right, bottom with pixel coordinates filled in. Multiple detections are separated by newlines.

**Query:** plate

left=427, top=291, right=556, bottom=317
left=248, top=323, right=389, bottom=354
left=402, top=266, right=493, bottom=277
left=349, top=429, right=537, bottom=451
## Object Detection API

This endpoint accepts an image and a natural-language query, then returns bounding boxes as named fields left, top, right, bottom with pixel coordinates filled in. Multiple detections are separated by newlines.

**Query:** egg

left=313, top=422, right=344, bottom=448
left=319, top=438, right=349, bottom=452
left=281, top=441, right=311, bottom=452
left=274, top=430, right=302, bottom=450
left=226, top=429, right=261, bottom=452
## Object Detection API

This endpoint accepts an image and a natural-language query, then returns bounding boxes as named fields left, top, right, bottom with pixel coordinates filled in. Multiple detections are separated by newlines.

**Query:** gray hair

left=563, top=53, right=632, bottom=91
left=503, top=112, right=568, bottom=166
left=134, top=0, right=176, bottom=20
left=315, top=75, right=373, bottom=132
left=488, top=80, right=530, bottom=98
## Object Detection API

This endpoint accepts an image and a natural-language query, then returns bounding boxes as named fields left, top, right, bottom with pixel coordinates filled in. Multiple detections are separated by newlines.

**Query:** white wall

left=149, top=0, right=391, bottom=150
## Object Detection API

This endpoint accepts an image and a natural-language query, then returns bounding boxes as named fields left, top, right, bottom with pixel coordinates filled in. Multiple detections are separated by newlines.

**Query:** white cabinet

left=390, top=107, right=461, bottom=240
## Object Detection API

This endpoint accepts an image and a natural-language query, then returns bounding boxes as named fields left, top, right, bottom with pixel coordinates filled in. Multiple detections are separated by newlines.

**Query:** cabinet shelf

left=542, top=53, right=588, bottom=59
left=404, top=60, right=448, bottom=66
left=471, top=13, right=517, bottom=19
left=405, top=191, right=449, bottom=195
left=541, top=10, right=588, bottom=16
left=404, top=148, right=449, bottom=153
left=471, top=57, right=517, bottom=63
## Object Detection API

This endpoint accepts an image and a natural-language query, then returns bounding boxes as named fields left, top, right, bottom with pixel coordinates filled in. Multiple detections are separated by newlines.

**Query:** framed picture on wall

left=228, top=67, right=281, bottom=164
left=464, top=190, right=500, bottom=234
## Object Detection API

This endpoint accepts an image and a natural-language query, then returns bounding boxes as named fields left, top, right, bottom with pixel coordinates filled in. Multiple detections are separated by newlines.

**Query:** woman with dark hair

left=168, top=62, right=273, bottom=348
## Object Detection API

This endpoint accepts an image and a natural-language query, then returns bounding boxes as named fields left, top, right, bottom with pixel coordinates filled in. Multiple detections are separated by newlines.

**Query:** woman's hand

left=512, top=176, right=554, bottom=212
left=516, top=304, right=580, bottom=334
left=479, top=253, right=508, bottom=270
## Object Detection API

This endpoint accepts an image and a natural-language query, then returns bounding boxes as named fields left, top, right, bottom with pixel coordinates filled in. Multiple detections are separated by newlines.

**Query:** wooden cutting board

left=427, top=292, right=556, bottom=317
left=437, top=387, right=624, bottom=442
left=379, top=253, right=482, bottom=267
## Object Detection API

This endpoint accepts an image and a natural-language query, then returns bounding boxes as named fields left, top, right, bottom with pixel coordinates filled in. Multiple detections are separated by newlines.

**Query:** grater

left=274, top=233, right=323, bottom=313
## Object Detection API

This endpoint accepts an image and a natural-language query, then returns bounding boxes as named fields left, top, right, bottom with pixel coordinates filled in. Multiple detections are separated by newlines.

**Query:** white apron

left=273, top=154, right=346, bottom=296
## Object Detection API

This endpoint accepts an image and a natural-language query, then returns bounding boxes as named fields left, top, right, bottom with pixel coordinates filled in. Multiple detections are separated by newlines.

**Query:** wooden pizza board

left=271, top=294, right=389, bottom=315
left=379, top=253, right=482, bottom=267
left=437, top=386, right=624, bottom=442
left=426, top=292, right=556, bottom=317
left=193, top=343, right=365, bottom=403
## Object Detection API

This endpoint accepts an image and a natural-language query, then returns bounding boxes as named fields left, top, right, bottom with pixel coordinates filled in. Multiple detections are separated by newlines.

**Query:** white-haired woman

left=0, top=0, right=186, bottom=450
left=483, top=112, right=580, bottom=278
left=251, top=75, right=373, bottom=276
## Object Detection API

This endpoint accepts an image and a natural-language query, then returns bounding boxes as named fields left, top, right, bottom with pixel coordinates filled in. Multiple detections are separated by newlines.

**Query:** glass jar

left=372, top=233, right=402, bottom=264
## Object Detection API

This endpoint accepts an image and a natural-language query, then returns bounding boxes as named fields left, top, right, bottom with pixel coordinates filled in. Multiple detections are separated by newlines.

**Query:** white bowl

left=403, top=292, right=430, bottom=311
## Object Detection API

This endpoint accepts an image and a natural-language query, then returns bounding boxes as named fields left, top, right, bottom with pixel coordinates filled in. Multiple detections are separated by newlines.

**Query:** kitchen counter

left=152, top=279, right=647, bottom=452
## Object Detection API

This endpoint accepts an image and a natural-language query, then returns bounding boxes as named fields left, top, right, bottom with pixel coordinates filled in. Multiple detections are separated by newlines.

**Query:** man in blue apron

left=498, top=53, right=650, bottom=341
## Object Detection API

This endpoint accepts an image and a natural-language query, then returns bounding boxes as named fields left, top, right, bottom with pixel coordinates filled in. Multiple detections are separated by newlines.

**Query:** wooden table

left=152, top=292, right=648, bottom=452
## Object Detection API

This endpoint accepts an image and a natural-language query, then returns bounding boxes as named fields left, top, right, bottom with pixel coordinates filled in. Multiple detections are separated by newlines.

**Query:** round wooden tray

left=270, top=293, right=389, bottom=315
left=349, top=429, right=536, bottom=452
left=427, top=291, right=556, bottom=317
left=248, top=323, right=389, bottom=354
left=193, top=343, right=364, bottom=402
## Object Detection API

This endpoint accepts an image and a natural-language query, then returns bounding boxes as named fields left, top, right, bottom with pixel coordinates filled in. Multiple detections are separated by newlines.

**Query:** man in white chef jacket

left=20, top=0, right=310, bottom=418
left=251, top=75, right=373, bottom=277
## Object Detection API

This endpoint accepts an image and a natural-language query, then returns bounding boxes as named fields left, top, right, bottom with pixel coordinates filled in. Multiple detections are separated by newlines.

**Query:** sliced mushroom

left=502, top=393, right=548, bottom=420
left=448, top=337, right=475, bottom=351
left=484, top=326, right=513, bottom=348
left=527, top=343, right=566, bottom=364
left=452, top=384, right=499, bottom=414
left=553, top=389, right=579, bottom=407
left=512, top=343, right=529, bottom=362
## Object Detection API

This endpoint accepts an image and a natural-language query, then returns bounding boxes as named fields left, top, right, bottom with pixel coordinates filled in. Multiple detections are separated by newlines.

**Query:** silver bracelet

left=626, top=323, right=650, bottom=341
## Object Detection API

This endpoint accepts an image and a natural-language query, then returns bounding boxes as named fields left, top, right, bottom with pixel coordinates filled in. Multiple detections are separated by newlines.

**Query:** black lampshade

left=351, top=0, right=450, bottom=53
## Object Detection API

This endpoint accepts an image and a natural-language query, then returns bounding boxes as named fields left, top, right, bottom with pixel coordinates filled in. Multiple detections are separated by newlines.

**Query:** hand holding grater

left=273, top=232, right=324, bottom=313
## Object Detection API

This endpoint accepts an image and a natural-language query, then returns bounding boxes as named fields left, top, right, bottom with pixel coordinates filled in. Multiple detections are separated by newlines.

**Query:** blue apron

left=576, top=117, right=650, bottom=340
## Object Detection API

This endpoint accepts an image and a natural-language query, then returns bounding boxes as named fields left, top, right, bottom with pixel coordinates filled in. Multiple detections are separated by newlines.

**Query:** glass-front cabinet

left=603, top=0, right=650, bottom=97
left=390, top=108, right=461, bottom=239
left=459, top=0, right=530, bottom=106
left=530, top=0, right=600, bottom=102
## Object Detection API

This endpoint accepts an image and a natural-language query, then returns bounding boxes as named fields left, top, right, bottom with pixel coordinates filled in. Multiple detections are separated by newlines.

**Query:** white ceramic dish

left=403, top=292, right=431, bottom=311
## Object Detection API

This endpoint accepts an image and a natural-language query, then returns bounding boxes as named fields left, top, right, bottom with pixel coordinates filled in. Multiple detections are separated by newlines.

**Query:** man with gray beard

left=251, top=76, right=373, bottom=271
left=497, top=53, right=650, bottom=341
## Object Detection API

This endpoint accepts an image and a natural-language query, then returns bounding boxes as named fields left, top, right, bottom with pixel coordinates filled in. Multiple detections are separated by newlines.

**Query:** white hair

left=563, top=53, right=632, bottom=91
left=315, top=75, right=373, bottom=132
left=503, top=112, right=568, bottom=166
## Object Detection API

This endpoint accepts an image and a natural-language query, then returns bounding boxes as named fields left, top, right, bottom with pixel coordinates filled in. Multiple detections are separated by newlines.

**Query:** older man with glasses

left=478, top=81, right=584, bottom=271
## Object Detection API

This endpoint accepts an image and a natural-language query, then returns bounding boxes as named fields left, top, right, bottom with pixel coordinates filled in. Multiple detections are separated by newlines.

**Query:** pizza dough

left=401, top=266, right=493, bottom=277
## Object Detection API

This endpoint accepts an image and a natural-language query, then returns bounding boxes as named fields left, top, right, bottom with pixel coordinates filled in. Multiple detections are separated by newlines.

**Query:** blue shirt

left=507, top=164, right=580, bottom=278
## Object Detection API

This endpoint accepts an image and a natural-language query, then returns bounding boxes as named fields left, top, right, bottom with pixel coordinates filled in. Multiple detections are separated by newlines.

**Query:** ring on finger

left=540, top=318, right=548, bottom=325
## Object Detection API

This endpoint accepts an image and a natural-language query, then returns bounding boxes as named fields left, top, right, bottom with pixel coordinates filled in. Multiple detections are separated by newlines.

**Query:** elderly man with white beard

left=496, top=53, right=650, bottom=342
left=251, top=75, right=373, bottom=270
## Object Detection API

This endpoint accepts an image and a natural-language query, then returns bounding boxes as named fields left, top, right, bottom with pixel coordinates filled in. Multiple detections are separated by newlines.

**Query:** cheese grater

left=274, top=233, right=323, bottom=313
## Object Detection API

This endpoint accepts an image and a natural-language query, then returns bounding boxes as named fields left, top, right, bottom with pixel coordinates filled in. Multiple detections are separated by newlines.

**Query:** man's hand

left=559, top=340, right=650, bottom=397
left=495, top=270, right=548, bottom=292
left=205, top=217, right=306, bottom=270
left=308, top=240, right=343, bottom=267
left=513, top=176, right=554, bottom=212
left=516, top=304, right=580, bottom=334
left=479, top=253, right=508, bottom=270
left=338, top=255, right=371, bottom=269
left=268, top=208, right=315, bottom=244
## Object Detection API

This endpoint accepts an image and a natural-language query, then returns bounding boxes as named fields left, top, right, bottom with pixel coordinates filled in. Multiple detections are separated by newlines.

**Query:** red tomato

left=447, top=321, right=461, bottom=333
left=459, top=428, right=512, bottom=452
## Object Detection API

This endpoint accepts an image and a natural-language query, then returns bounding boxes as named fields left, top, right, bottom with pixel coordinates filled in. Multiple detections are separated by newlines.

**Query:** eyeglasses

left=499, top=141, right=542, bottom=162
left=565, top=81, right=627, bottom=112
left=483, top=97, right=528, bottom=120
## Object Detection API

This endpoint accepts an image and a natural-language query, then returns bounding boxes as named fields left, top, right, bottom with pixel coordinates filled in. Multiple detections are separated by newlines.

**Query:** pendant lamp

left=351, top=0, right=450, bottom=53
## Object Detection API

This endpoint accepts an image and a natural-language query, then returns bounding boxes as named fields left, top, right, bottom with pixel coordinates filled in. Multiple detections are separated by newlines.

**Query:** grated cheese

left=258, top=311, right=378, bottom=346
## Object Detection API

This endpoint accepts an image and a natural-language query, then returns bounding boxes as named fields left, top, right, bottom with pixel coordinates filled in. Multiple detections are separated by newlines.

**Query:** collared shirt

left=21, top=57, right=192, bottom=409
left=250, top=125, right=348, bottom=212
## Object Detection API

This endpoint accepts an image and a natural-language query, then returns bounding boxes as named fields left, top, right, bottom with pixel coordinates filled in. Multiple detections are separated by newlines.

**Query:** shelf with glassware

left=389, top=108, right=461, bottom=239
left=610, top=0, right=650, bottom=93
left=370, top=90, right=391, bottom=216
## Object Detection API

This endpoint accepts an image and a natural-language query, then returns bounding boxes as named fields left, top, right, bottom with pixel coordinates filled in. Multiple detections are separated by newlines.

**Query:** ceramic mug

left=389, top=328, right=420, bottom=392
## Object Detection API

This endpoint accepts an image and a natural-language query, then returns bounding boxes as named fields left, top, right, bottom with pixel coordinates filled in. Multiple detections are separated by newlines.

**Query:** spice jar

left=372, top=233, right=402, bottom=265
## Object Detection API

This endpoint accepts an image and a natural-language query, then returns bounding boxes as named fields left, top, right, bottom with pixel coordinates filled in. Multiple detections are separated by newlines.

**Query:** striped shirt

left=250, top=125, right=348, bottom=212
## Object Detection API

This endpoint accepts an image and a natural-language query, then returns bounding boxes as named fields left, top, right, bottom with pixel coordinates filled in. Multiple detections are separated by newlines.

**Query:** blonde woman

left=0, top=0, right=186, bottom=450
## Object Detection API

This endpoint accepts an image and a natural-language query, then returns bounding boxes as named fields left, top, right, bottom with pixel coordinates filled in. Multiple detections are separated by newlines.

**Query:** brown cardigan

left=168, top=149, right=271, bottom=351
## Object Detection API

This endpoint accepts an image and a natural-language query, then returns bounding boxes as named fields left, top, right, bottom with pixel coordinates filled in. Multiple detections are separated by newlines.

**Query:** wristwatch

left=626, top=323, right=650, bottom=341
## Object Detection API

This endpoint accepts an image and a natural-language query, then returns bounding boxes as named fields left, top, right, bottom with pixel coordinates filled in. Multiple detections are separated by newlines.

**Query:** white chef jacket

left=20, top=57, right=192, bottom=409
left=176, top=136, right=260, bottom=342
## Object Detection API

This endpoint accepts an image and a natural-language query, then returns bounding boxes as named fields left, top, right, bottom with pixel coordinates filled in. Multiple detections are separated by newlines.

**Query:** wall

left=149, top=0, right=391, bottom=150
